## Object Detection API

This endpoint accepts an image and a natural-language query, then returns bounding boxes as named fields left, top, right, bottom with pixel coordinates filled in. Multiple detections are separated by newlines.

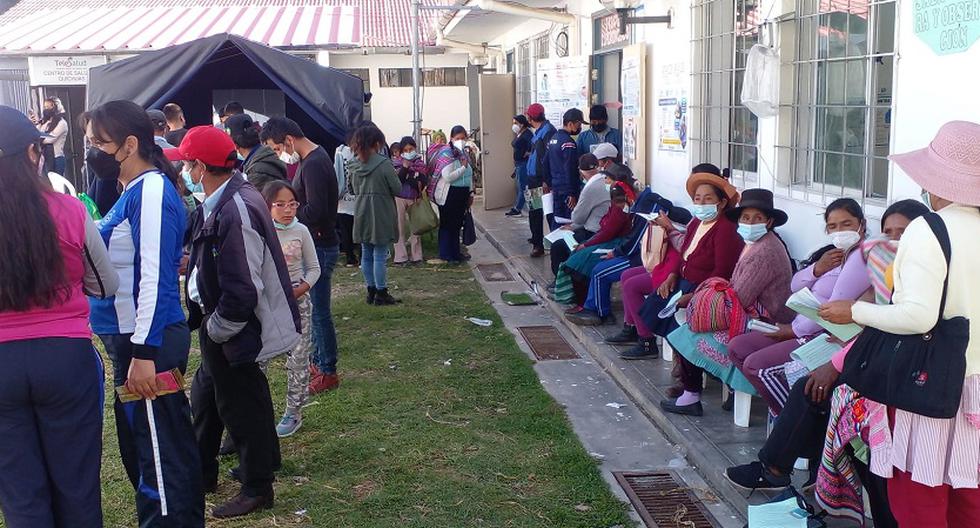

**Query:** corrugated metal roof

left=0, top=0, right=454, bottom=52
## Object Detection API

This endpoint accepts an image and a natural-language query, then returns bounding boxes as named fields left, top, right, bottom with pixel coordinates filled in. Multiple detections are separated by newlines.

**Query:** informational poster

left=536, top=56, right=590, bottom=125
left=912, top=0, right=980, bottom=55
left=620, top=55, right=642, bottom=160
left=656, top=62, right=688, bottom=152
left=28, top=55, right=107, bottom=86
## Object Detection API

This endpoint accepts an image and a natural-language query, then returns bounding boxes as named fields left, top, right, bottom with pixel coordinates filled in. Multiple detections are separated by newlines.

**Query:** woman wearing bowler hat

left=663, top=189, right=796, bottom=416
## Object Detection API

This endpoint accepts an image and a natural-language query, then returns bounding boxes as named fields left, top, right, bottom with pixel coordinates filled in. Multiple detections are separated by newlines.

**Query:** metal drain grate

left=614, top=471, right=720, bottom=528
left=477, top=263, right=514, bottom=282
left=517, top=326, right=578, bottom=360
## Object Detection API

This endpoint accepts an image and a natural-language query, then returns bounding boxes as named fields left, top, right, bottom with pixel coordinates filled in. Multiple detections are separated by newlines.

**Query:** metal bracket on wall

left=617, top=7, right=674, bottom=34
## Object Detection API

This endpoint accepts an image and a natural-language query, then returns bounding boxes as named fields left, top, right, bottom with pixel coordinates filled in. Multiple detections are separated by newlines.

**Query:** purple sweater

left=729, top=232, right=796, bottom=324
left=790, top=246, right=870, bottom=337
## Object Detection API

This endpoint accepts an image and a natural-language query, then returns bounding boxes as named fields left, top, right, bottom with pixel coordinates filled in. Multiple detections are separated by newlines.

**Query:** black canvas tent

left=87, top=33, right=364, bottom=150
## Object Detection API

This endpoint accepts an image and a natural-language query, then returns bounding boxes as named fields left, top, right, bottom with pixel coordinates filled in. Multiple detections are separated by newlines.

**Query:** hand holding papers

left=786, top=287, right=862, bottom=341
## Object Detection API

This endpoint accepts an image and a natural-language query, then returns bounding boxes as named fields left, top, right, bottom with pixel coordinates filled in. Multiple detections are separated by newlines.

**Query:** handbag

left=640, top=225, right=668, bottom=272
left=462, top=210, right=477, bottom=246
left=406, top=195, right=439, bottom=236
left=840, top=213, right=969, bottom=419
left=686, top=277, right=757, bottom=339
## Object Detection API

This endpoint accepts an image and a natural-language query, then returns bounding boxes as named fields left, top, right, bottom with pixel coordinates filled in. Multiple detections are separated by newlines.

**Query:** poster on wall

left=656, top=62, right=688, bottom=152
left=620, top=55, right=642, bottom=160
left=912, top=0, right=980, bottom=55
left=536, top=56, right=590, bottom=125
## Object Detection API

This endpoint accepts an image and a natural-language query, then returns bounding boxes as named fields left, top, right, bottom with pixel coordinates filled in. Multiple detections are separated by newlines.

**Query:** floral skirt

left=667, top=323, right=757, bottom=395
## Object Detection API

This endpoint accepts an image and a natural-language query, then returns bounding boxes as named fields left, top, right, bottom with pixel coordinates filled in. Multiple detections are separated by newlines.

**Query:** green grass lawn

left=4, top=250, right=632, bottom=528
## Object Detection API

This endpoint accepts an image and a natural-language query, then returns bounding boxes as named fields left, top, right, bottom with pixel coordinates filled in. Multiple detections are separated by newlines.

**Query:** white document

left=542, top=192, right=554, bottom=216
left=634, top=212, right=658, bottom=222
left=592, top=248, right=613, bottom=255
left=553, top=216, right=572, bottom=225
left=747, top=319, right=781, bottom=334
left=544, top=228, right=579, bottom=249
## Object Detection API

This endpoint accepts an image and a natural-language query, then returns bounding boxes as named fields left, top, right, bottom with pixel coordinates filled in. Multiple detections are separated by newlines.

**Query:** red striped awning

left=0, top=4, right=361, bottom=52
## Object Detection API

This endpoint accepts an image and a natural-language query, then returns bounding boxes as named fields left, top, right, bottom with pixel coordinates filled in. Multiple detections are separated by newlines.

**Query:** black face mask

left=591, top=122, right=608, bottom=133
left=42, top=108, right=56, bottom=120
left=86, top=147, right=121, bottom=181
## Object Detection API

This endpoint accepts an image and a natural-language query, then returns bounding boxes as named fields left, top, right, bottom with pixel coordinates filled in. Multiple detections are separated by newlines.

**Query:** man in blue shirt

left=525, top=103, right=555, bottom=257
left=576, top=105, right=623, bottom=158
left=546, top=108, right=584, bottom=230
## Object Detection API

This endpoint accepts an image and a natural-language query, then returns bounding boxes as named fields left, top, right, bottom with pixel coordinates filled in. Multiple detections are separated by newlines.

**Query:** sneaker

left=373, top=288, right=399, bottom=306
left=660, top=398, right=704, bottom=416
left=605, top=325, right=639, bottom=345
left=310, top=372, right=340, bottom=395
left=276, top=413, right=303, bottom=438
left=505, top=209, right=521, bottom=217
left=724, top=461, right=792, bottom=491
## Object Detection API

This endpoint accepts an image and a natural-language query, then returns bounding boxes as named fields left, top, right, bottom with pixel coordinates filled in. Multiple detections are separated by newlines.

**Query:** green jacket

left=243, top=145, right=287, bottom=193
left=350, top=152, right=401, bottom=245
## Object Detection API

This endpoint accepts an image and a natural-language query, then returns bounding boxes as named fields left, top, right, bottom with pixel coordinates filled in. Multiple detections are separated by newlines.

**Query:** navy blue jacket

left=545, top=129, right=581, bottom=197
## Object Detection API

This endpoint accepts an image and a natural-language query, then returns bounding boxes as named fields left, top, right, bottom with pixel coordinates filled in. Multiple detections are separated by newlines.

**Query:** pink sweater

left=0, top=193, right=92, bottom=343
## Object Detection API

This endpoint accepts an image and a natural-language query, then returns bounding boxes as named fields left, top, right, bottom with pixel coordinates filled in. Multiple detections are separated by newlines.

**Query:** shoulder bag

left=840, top=213, right=969, bottom=419
left=640, top=224, right=668, bottom=272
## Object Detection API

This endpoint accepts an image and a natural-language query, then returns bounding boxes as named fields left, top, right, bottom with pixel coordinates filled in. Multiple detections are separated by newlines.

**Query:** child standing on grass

left=262, top=180, right=321, bottom=437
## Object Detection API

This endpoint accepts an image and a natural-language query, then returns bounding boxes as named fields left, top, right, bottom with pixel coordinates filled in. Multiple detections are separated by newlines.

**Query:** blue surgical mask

left=182, top=169, right=203, bottom=194
left=274, top=218, right=298, bottom=230
left=402, top=150, right=419, bottom=161
left=604, top=183, right=612, bottom=192
left=691, top=203, right=719, bottom=222
left=737, top=222, right=768, bottom=243
left=237, top=152, right=245, bottom=161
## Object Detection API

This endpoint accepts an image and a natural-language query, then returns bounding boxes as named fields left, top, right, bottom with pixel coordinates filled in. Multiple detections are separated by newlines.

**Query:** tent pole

left=410, top=0, right=422, bottom=141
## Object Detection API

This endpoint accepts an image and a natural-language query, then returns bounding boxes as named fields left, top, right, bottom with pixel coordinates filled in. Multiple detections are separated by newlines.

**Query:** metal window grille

left=689, top=0, right=761, bottom=189
left=534, top=32, right=550, bottom=60
left=378, top=67, right=467, bottom=88
left=516, top=40, right=531, bottom=112
left=780, top=0, right=896, bottom=203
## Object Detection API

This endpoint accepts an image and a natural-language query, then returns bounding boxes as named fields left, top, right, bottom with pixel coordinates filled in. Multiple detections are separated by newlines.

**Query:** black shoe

left=218, top=434, right=236, bottom=456
left=373, top=288, right=399, bottom=306
left=721, top=390, right=735, bottom=411
left=660, top=398, right=704, bottom=416
left=366, top=286, right=377, bottom=305
left=505, top=209, right=521, bottom=217
left=211, top=491, right=274, bottom=519
left=605, top=325, right=639, bottom=345
left=724, top=461, right=792, bottom=491
left=566, top=309, right=602, bottom=326
left=619, top=338, right=658, bottom=360
left=203, top=479, right=218, bottom=494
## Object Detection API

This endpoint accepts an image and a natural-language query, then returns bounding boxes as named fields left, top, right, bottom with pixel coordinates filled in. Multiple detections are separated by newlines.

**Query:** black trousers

left=192, top=325, right=280, bottom=497
left=549, top=228, right=593, bottom=276
left=0, top=337, right=104, bottom=528
left=759, top=377, right=897, bottom=528
left=336, top=213, right=356, bottom=261
left=529, top=208, right=544, bottom=248
left=437, top=186, right=469, bottom=261
left=101, top=324, right=204, bottom=528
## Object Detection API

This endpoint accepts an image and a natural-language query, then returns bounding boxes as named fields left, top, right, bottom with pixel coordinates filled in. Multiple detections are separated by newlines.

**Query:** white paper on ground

left=542, top=192, right=554, bottom=216
left=657, top=290, right=684, bottom=319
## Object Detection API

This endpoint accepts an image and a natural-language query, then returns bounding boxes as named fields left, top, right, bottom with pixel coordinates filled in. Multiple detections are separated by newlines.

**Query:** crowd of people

left=516, top=98, right=980, bottom=526
left=2, top=89, right=979, bottom=528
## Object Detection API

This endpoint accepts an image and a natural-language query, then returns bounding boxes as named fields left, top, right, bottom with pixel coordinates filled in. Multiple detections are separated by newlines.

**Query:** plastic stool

left=662, top=339, right=674, bottom=362
left=734, top=391, right=752, bottom=427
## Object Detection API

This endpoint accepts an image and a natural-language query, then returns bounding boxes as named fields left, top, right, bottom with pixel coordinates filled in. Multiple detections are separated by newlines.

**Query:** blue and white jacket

left=90, top=169, right=187, bottom=359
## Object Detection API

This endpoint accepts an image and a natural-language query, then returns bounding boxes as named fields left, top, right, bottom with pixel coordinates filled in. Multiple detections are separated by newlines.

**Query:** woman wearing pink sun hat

left=820, top=120, right=980, bottom=526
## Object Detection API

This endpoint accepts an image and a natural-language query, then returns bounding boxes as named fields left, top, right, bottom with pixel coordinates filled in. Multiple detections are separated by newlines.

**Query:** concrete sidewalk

left=467, top=198, right=849, bottom=527
left=463, top=207, right=744, bottom=528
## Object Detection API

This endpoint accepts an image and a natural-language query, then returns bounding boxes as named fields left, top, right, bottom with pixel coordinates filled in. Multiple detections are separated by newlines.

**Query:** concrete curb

left=474, top=219, right=753, bottom=524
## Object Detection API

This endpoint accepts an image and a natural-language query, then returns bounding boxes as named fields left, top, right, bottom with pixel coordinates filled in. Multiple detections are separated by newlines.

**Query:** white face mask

left=280, top=150, right=300, bottom=165
left=829, top=230, right=861, bottom=251
left=512, top=124, right=521, bottom=134
left=453, top=140, right=466, bottom=151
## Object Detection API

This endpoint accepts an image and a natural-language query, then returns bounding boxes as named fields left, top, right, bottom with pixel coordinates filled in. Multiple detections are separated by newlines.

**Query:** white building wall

left=323, top=52, right=472, bottom=143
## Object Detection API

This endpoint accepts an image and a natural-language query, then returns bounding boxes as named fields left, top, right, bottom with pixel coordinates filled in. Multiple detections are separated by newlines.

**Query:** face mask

left=512, top=124, right=522, bottom=134
left=274, top=218, right=298, bottom=230
left=280, top=150, right=300, bottom=165
left=42, top=108, right=56, bottom=120
left=604, top=183, right=612, bottom=192
left=737, top=222, right=769, bottom=243
left=592, top=123, right=608, bottom=133
left=402, top=150, right=419, bottom=161
left=921, top=191, right=934, bottom=212
left=691, top=203, right=719, bottom=222
left=829, top=230, right=861, bottom=251
left=453, top=140, right=466, bottom=151
left=86, top=147, right=122, bottom=180
left=622, top=203, right=630, bottom=213
left=182, top=168, right=204, bottom=194
left=237, top=152, right=245, bottom=161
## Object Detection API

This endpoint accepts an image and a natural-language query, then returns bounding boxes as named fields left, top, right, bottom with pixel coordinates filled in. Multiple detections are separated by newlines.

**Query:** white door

left=479, top=74, right=516, bottom=210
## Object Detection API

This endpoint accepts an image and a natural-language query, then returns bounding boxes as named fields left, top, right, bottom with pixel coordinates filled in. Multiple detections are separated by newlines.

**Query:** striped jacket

left=90, top=169, right=186, bottom=359
left=186, top=175, right=300, bottom=365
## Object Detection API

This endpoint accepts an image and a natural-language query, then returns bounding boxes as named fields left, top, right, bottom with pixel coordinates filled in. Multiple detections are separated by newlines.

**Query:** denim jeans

left=512, top=161, right=528, bottom=211
left=310, top=245, right=340, bottom=374
left=360, top=243, right=389, bottom=289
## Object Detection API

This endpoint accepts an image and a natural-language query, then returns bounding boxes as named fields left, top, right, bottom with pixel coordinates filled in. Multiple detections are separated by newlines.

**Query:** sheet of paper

left=553, top=216, right=572, bottom=225
left=634, top=212, right=658, bottom=222
left=544, top=228, right=566, bottom=244
left=592, top=248, right=613, bottom=255
left=543, top=228, right=579, bottom=249
left=658, top=290, right=684, bottom=319
left=542, top=192, right=554, bottom=216
left=747, top=497, right=809, bottom=528
left=790, top=334, right=843, bottom=371
left=786, top=287, right=863, bottom=341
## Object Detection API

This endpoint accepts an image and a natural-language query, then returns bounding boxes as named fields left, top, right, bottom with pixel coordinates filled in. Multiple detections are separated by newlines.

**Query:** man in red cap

left=524, top=103, right=555, bottom=258
left=165, top=127, right=301, bottom=518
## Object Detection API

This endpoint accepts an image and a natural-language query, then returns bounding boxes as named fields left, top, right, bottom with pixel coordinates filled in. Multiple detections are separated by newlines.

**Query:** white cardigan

left=851, top=204, right=980, bottom=377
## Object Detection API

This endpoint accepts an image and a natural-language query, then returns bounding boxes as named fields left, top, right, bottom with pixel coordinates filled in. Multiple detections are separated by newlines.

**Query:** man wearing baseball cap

left=524, top=103, right=555, bottom=257
left=576, top=104, right=622, bottom=156
left=545, top=107, right=584, bottom=230
left=147, top=109, right=174, bottom=150
left=167, top=127, right=301, bottom=518
left=592, top=142, right=619, bottom=171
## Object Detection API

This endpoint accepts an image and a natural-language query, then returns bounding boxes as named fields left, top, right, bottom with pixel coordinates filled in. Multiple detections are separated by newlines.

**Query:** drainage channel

left=614, top=471, right=722, bottom=528
left=517, top=326, right=579, bottom=360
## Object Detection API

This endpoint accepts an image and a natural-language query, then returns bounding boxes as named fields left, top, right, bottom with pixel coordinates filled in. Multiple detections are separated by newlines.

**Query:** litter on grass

left=465, top=317, right=493, bottom=327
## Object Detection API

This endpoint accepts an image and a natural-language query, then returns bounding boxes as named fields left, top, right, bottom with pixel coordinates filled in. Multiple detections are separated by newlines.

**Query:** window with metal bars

left=516, top=40, right=531, bottom=113
left=378, top=67, right=466, bottom=88
left=689, top=0, right=760, bottom=189
left=781, top=0, right=896, bottom=202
